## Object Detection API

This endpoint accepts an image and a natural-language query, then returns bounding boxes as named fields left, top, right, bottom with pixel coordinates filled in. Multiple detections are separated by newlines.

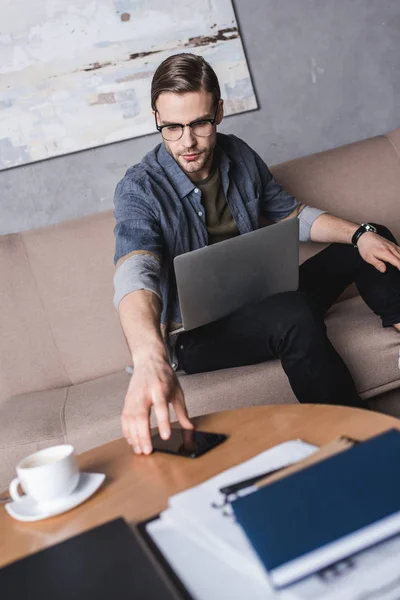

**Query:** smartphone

left=151, top=429, right=227, bottom=458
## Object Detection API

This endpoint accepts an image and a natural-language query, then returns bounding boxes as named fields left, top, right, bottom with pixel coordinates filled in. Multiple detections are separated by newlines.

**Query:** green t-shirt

left=196, top=166, right=239, bottom=245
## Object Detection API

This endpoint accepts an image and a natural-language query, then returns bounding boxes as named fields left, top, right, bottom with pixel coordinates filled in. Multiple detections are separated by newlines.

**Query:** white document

left=146, top=517, right=276, bottom=600
left=147, top=518, right=400, bottom=600
left=167, top=439, right=318, bottom=581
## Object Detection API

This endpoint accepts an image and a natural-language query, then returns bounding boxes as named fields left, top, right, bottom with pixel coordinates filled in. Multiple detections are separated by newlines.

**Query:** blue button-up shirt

left=114, top=133, right=324, bottom=342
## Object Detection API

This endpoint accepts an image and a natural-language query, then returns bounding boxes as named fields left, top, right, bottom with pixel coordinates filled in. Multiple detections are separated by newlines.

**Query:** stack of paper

left=147, top=518, right=400, bottom=600
left=165, top=440, right=318, bottom=582
left=148, top=439, right=318, bottom=598
left=146, top=437, right=400, bottom=600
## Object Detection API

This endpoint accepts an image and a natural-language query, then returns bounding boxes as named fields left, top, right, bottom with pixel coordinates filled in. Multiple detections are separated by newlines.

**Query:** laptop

left=174, top=218, right=299, bottom=331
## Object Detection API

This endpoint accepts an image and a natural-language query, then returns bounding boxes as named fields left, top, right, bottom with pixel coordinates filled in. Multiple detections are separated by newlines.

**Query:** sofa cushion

left=0, top=235, right=69, bottom=406
left=0, top=388, right=67, bottom=491
left=59, top=368, right=297, bottom=454
left=369, top=388, right=400, bottom=420
left=21, top=211, right=131, bottom=386
left=325, top=296, right=400, bottom=398
left=65, top=371, right=128, bottom=453
left=0, top=373, right=130, bottom=491
left=368, top=388, right=400, bottom=419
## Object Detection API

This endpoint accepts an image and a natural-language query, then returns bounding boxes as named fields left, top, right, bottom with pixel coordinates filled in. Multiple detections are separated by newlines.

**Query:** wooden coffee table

left=1, top=404, right=399, bottom=569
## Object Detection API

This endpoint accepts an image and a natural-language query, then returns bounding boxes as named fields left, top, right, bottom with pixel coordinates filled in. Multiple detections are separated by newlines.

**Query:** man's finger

left=172, top=393, right=194, bottom=430
left=182, top=428, right=196, bottom=453
left=389, top=241, right=400, bottom=254
left=128, top=418, right=142, bottom=454
left=387, top=248, right=400, bottom=270
left=136, top=408, right=152, bottom=454
left=153, top=393, right=172, bottom=440
left=374, top=247, right=400, bottom=270
left=370, top=256, right=387, bottom=273
left=122, top=413, right=141, bottom=453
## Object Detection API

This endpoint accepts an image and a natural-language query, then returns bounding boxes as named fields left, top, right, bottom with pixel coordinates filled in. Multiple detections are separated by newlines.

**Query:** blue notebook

left=231, top=429, right=400, bottom=589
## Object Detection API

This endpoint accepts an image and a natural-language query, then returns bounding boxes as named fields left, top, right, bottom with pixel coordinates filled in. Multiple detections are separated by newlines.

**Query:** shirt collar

left=157, top=136, right=231, bottom=199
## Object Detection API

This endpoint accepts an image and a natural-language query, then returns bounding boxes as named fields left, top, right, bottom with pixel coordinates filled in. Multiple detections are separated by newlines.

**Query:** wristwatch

left=351, top=223, right=377, bottom=248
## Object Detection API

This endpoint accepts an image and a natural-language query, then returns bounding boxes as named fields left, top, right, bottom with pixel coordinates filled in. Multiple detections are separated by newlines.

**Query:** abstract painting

left=0, top=0, right=257, bottom=170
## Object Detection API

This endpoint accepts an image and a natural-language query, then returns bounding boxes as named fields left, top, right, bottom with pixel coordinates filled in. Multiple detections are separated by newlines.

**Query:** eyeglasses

left=155, top=104, right=219, bottom=142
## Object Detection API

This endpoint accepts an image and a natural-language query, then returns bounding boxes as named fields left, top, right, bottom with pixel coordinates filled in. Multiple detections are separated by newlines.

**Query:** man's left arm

left=310, top=213, right=400, bottom=273
left=251, top=147, right=400, bottom=273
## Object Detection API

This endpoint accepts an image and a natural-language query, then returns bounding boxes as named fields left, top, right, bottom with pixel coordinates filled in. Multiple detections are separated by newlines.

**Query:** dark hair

left=151, top=53, right=221, bottom=110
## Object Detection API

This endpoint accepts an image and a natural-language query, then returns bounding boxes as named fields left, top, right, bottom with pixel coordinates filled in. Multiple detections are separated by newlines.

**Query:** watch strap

left=352, top=223, right=377, bottom=248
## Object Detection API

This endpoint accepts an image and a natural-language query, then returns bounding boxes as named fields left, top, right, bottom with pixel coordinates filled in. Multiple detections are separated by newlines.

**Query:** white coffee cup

left=9, top=444, right=79, bottom=505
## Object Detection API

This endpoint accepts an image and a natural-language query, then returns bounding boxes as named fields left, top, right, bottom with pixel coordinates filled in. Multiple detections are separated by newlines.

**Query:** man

left=114, top=53, right=400, bottom=456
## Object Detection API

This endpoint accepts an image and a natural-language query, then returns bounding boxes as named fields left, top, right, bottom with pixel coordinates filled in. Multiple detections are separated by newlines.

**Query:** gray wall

left=1, top=0, right=399, bottom=235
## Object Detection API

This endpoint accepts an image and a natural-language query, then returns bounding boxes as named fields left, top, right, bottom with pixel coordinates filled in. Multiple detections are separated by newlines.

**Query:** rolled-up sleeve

left=298, top=206, right=326, bottom=242
left=113, top=177, right=163, bottom=309
left=113, top=253, right=161, bottom=309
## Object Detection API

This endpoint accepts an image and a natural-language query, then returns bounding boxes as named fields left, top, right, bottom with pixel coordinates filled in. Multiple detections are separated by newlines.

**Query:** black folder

left=0, top=517, right=192, bottom=600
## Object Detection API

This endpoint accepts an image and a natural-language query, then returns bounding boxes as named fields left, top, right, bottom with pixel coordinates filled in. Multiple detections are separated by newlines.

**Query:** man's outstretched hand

left=357, top=232, right=400, bottom=273
left=121, top=357, right=193, bottom=455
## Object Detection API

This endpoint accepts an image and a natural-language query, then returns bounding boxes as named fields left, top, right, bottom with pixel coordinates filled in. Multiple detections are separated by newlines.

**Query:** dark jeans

left=176, top=224, right=400, bottom=408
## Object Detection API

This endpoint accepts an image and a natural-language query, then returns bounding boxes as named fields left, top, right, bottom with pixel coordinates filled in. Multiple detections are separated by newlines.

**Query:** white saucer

left=5, top=472, right=106, bottom=522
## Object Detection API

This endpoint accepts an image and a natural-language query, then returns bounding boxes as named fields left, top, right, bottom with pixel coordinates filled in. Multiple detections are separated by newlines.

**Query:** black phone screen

left=151, top=429, right=227, bottom=458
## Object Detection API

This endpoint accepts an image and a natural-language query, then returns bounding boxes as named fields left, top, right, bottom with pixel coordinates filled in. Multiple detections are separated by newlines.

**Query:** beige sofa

left=1, top=129, right=400, bottom=491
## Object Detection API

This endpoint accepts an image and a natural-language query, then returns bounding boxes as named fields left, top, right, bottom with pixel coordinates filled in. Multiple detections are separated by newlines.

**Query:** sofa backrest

left=0, top=211, right=130, bottom=406
left=271, top=129, right=400, bottom=240
left=1, top=128, right=399, bottom=405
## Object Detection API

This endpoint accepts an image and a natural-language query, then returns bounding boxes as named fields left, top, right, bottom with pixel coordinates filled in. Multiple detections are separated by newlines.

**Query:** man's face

left=154, top=90, right=223, bottom=182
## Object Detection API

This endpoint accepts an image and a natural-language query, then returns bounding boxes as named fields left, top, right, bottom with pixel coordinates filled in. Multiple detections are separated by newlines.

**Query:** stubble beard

left=166, top=142, right=214, bottom=177
left=178, top=150, right=213, bottom=176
